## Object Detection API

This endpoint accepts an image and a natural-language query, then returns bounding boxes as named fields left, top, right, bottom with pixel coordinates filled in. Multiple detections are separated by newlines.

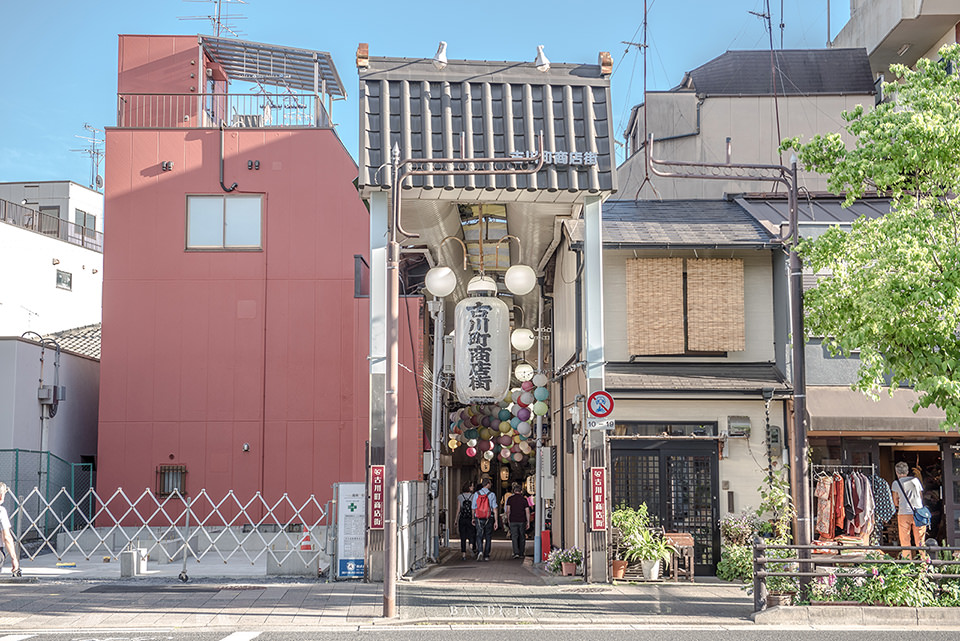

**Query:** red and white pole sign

left=369, top=465, right=385, bottom=530
left=590, top=466, right=607, bottom=531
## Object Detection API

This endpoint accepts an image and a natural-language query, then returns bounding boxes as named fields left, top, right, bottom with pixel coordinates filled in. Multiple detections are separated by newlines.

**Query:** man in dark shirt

left=505, top=483, right=531, bottom=559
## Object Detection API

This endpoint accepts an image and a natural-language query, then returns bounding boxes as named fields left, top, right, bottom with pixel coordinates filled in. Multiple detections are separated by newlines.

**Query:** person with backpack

left=505, top=482, right=531, bottom=559
left=472, top=477, right=499, bottom=561
left=456, top=480, right=478, bottom=560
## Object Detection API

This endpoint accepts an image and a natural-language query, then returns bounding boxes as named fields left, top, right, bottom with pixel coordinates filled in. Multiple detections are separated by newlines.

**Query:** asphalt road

left=7, top=628, right=960, bottom=641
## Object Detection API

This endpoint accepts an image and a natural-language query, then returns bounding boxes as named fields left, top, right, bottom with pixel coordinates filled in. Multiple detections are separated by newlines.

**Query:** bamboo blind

left=687, top=258, right=745, bottom=352
left=626, top=258, right=684, bottom=355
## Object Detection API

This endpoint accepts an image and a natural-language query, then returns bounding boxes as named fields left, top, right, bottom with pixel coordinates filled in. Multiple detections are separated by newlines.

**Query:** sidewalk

left=0, top=548, right=955, bottom=630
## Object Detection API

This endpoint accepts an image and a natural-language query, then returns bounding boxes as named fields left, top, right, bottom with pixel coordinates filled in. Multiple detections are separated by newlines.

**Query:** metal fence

left=0, top=449, right=94, bottom=539
left=0, top=200, right=103, bottom=252
left=5, top=485, right=332, bottom=573
left=117, top=93, right=331, bottom=129
left=398, top=480, right=430, bottom=575
left=751, top=540, right=960, bottom=611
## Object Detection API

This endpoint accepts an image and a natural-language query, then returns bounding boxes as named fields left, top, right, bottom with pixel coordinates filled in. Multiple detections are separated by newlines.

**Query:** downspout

left=219, top=122, right=238, bottom=193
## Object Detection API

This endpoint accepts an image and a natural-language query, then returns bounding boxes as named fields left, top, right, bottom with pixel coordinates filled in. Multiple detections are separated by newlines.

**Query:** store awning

left=806, top=386, right=946, bottom=433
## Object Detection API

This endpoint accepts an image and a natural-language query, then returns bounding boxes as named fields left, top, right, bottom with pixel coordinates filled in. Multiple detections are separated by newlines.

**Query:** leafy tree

left=781, top=44, right=960, bottom=430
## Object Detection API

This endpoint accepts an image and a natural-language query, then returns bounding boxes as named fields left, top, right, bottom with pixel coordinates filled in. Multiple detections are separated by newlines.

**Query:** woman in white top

left=891, top=461, right=926, bottom=559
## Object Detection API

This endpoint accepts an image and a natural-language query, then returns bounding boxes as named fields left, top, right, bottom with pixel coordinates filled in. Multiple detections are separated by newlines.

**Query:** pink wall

left=100, top=121, right=423, bottom=512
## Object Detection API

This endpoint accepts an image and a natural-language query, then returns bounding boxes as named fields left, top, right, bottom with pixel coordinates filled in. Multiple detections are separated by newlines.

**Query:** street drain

left=561, top=587, right=611, bottom=593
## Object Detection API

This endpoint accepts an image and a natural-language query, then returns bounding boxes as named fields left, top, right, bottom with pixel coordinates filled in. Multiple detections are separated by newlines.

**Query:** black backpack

left=458, top=495, right=473, bottom=523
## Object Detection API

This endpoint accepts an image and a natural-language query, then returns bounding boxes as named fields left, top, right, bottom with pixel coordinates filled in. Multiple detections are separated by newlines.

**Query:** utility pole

left=646, top=133, right=811, bottom=586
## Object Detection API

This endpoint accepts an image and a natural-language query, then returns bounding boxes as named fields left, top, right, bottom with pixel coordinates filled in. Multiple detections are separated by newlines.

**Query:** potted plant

left=612, top=502, right=675, bottom=580
left=547, top=546, right=583, bottom=576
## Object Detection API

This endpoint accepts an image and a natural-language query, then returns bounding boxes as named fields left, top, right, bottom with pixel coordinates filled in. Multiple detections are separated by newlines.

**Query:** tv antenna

left=179, top=0, right=248, bottom=38
left=70, top=123, right=105, bottom=192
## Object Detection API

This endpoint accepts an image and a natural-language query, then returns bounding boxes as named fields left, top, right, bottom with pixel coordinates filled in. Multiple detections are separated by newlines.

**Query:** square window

left=156, top=464, right=187, bottom=497
left=186, top=195, right=262, bottom=250
left=56, top=269, right=72, bottom=291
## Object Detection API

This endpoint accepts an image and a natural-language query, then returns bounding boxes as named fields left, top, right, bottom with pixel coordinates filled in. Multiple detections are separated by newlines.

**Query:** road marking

left=218, top=633, right=262, bottom=641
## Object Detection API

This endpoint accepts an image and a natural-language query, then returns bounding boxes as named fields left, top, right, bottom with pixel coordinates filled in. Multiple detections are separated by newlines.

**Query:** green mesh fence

left=0, top=449, right=94, bottom=539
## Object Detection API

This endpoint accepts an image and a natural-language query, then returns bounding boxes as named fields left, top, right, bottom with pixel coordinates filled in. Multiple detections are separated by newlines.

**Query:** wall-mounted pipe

left=219, top=122, right=238, bottom=193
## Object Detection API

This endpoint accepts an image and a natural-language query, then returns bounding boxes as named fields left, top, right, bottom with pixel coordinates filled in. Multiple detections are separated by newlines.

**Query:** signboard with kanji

left=590, top=466, right=607, bottom=531
left=335, top=482, right=365, bottom=579
left=369, top=465, right=385, bottom=530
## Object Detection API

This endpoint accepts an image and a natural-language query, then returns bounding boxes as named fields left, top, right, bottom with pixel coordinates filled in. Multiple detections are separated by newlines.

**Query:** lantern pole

left=382, top=136, right=543, bottom=618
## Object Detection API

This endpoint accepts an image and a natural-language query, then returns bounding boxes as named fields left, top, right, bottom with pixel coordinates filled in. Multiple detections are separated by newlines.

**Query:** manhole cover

left=561, top=586, right=611, bottom=593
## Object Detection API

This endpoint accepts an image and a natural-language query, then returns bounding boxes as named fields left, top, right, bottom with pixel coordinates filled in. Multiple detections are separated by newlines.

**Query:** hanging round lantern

left=515, top=362, right=535, bottom=382
left=532, top=373, right=548, bottom=387
left=534, top=386, right=549, bottom=401
left=448, top=438, right=459, bottom=449
left=467, top=438, right=478, bottom=448
left=520, top=392, right=535, bottom=406
left=532, top=401, right=548, bottom=416
left=466, top=447, right=477, bottom=457
left=483, top=450, right=495, bottom=460
left=517, top=421, right=532, bottom=436
left=521, top=380, right=535, bottom=392
left=498, top=408, right=512, bottom=421
left=510, top=328, right=536, bottom=352
left=517, top=407, right=531, bottom=422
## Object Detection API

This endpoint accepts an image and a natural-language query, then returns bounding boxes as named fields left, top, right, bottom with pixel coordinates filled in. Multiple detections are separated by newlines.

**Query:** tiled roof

left=737, top=195, right=891, bottom=226
left=606, top=362, right=790, bottom=394
left=44, top=323, right=101, bottom=360
left=357, top=57, right=616, bottom=197
left=564, top=199, right=777, bottom=247
left=682, top=49, right=875, bottom=97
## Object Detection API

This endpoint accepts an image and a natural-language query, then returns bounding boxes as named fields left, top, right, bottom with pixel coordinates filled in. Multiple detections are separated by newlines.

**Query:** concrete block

left=862, top=606, right=917, bottom=626
left=751, top=606, right=809, bottom=625
left=119, top=548, right=147, bottom=577
left=917, top=607, right=960, bottom=626
left=807, top=605, right=863, bottom=626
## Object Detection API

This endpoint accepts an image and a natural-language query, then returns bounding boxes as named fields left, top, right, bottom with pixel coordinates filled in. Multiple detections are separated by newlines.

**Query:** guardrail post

left=753, top=536, right=765, bottom=612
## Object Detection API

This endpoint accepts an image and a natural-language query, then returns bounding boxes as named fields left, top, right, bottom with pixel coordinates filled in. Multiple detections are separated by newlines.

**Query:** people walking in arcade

left=506, top=482, right=531, bottom=559
left=473, top=477, right=499, bottom=561
left=456, top=480, right=478, bottom=560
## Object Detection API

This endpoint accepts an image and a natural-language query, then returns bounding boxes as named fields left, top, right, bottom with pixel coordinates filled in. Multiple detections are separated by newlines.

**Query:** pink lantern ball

left=512, top=452, right=523, bottom=462
left=500, top=449, right=512, bottom=460
left=521, top=380, right=535, bottom=392
left=465, top=447, right=477, bottom=457
left=499, top=435, right=513, bottom=447
left=517, top=407, right=531, bottom=422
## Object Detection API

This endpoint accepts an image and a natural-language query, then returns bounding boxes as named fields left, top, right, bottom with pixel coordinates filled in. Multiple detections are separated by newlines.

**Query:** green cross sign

left=348, top=502, right=357, bottom=512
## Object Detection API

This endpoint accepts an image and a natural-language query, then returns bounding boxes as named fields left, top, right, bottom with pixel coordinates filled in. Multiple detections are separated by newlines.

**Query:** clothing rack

left=810, top=463, right=880, bottom=543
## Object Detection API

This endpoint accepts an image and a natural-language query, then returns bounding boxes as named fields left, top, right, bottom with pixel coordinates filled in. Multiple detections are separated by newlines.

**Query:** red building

left=99, top=35, right=422, bottom=509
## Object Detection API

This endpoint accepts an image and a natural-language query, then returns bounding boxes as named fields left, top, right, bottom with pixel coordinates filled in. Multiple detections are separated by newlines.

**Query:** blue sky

left=0, top=0, right=851, bottom=187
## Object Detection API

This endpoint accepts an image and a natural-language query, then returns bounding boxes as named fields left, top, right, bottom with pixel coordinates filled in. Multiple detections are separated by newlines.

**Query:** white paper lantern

left=504, top=264, right=537, bottom=296
left=515, top=362, right=535, bottom=381
left=511, top=328, right=536, bottom=352
left=424, top=266, right=457, bottom=298
left=532, top=373, right=548, bottom=387
left=455, top=295, right=510, bottom=404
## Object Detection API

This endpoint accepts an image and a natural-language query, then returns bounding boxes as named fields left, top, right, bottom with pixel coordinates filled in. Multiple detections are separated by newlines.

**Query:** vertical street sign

left=370, top=465, right=385, bottom=530
left=590, top=466, right=607, bottom=531
left=336, top=482, right=366, bottom=579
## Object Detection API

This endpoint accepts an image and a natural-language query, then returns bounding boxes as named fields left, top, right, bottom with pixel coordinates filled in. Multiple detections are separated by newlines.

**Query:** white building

left=0, top=181, right=103, bottom=336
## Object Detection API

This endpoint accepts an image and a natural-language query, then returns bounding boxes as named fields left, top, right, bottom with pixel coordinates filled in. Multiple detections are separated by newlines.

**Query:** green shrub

left=717, top=544, right=753, bottom=583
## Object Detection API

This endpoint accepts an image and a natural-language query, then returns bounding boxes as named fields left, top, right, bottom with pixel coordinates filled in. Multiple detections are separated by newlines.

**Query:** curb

left=752, top=605, right=960, bottom=627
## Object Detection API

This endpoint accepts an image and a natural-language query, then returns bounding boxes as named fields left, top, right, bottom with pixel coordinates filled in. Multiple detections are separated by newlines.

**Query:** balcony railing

left=117, top=92, right=331, bottom=129
left=0, top=199, right=103, bottom=253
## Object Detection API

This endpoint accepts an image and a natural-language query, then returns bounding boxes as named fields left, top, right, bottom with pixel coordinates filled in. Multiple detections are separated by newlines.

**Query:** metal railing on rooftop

left=0, top=199, right=102, bottom=253
left=117, top=92, right=331, bottom=129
